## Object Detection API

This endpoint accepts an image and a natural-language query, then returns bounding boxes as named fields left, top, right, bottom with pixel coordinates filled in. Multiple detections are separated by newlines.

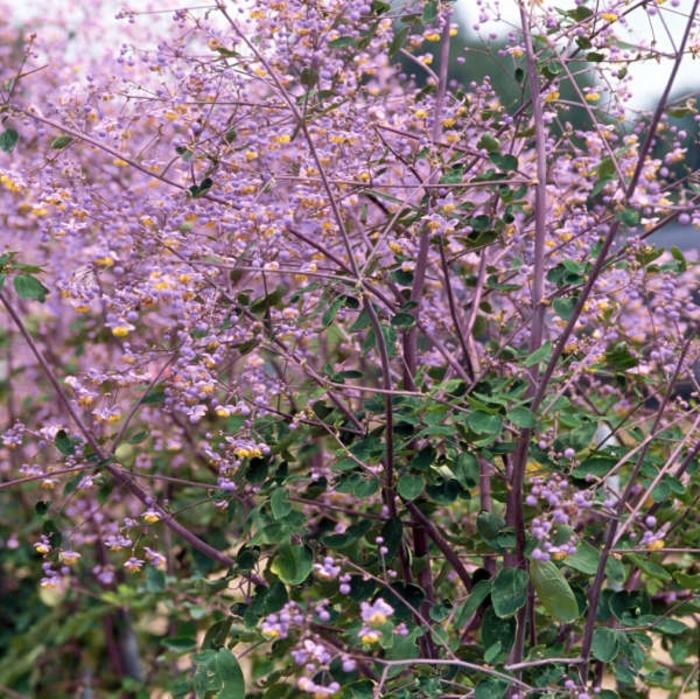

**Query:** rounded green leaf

left=215, top=648, right=245, bottom=698
left=466, top=410, right=503, bottom=436
left=509, top=406, right=537, bottom=429
left=492, top=567, right=529, bottom=618
left=530, top=559, right=579, bottom=623
left=270, top=543, right=313, bottom=585
left=270, top=487, right=292, bottom=520
left=202, top=619, right=233, bottom=651
left=475, top=678, right=510, bottom=699
left=477, top=510, right=505, bottom=546
left=0, top=127, right=19, bottom=153
left=114, top=443, right=136, bottom=467
left=391, top=311, right=416, bottom=328
left=565, top=540, right=601, bottom=575
left=592, top=627, right=619, bottom=662
left=481, top=606, right=515, bottom=658
left=13, top=274, right=50, bottom=302
left=397, top=473, right=424, bottom=501
left=477, top=133, right=501, bottom=153
left=453, top=451, right=479, bottom=488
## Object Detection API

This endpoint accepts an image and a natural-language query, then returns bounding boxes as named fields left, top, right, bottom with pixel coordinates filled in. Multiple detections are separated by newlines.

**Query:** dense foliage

left=0, top=1, right=699, bottom=697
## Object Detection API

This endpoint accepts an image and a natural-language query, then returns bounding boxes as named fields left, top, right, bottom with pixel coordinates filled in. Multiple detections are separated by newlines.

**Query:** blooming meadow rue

left=0, top=0, right=698, bottom=697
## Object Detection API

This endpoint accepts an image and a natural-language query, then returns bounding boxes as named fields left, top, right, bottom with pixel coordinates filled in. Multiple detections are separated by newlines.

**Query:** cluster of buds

left=527, top=473, right=594, bottom=561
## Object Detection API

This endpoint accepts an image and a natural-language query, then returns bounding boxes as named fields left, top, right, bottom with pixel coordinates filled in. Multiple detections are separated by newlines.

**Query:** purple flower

left=361, top=598, right=394, bottom=625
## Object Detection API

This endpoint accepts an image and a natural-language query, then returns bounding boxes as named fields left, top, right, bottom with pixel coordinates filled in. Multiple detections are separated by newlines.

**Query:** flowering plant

left=0, top=1, right=698, bottom=697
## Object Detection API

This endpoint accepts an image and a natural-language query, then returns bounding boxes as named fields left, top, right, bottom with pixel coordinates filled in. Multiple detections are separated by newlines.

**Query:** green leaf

left=349, top=308, right=372, bottom=332
left=50, top=135, right=73, bottom=149
left=547, top=260, right=587, bottom=287
left=530, top=559, right=579, bottom=622
left=13, top=274, right=49, bottom=302
left=55, top=429, right=78, bottom=456
left=567, top=5, right=594, bottom=20
left=146, top=567, right=166, bottom=592
left=592, top=627, right=619, bottom=662
left=354, top=476, right=379, bottom=498
left=0, top=127, right=19, bottom=152
left=613, top=661, right=636, bottom=684
left=415, top=425, right=455, bottom=438
left=509, top=406, right=536, bottom=429
left=491, top=567, right=529, bottom=618
left=624, top=553, right=671, bottom=581
left=380, top=517, right=403, bottom=563
left=322, top=519, right=372, bottom=549
left=215, top=648, right=245, bottom=698
left=673, top=571, right=700, bottom=590
left=193, top=650, right=217, bottom=696
left=586, top=51, right=606, bottom=63
left=142, top=389, right=166, bottom=405
left=477, top=134, right=501, bottom=153
left=617, top=208, right=641, bottom=226
left=270, top=487, right=292, bottom=520
left=466, top=410, right=503, bottom=436
left=455, top=579, right=492, bottom=627
left=654, top=618, right=688, bottom=635
left=389, top=24, right=409, bottom=57
left=489, top=152, right=518, bottom=171
left=591, top=173, right=614, bottom=197
left=250, top=284, right=288, bottom=314
left=175, top=145, right=194, bottom=160
left=270, top=543, right=313, bottom=585
left=470, top=214, right=491, bottom=231
left=453, top=451, right=479, bottom=488
left=597, top=156, right=616, bottom=180
left=609, top=590, right=650, bottom=624
left=425, top=476, right=464, bottom=504
left=422, top=0, right=438, bottom=23
left=440, top=165, right=465, bottom=184
left=565, top=540, right=601, bottom=575
left=429, top=599, right=451, bottom=622
left=164, top=636, right=198, bottom=652
left=397, top=473, right=424, bottom=501
left=391, top=311, right=416, bottom=329
left=483, top=641, right=502, bottom=663
left=328, top=36, right=356, bottom=49
left=651, top=480, right=670, bottom=501
left=235, top=544, right=260, bottom=572
left=264, top=578, right=289, bottom=614
left=572, top=455, right=616, bottom=480
left=475, top=678, right=510, bottom=699
left=202, top=619, right=233, bottom=650
left=128, top=430, right=149, bottom=445
left=477, top=511, right=506, bottom=547
left=322, top=296, right=346, bottom=327
left=605, top=342, right=639, bottom=371
left=43, top=519, right=62, bottom=548
left=300, top=67, right=318, bottom=88
left=524, top=341, right=553, bottom=368
left=481, top=606, right=515, bottom=658
left=605, top=556, right=627, bottom=585
left=553, top=296, right=577, bottom=321
left=189, top=177, right=213, bottom=198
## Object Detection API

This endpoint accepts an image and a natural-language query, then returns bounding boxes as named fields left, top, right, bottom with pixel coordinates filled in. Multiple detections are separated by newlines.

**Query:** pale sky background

left=6, top=0, right=699, bottom=111
left=457, top=0, right=699, bottom=110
